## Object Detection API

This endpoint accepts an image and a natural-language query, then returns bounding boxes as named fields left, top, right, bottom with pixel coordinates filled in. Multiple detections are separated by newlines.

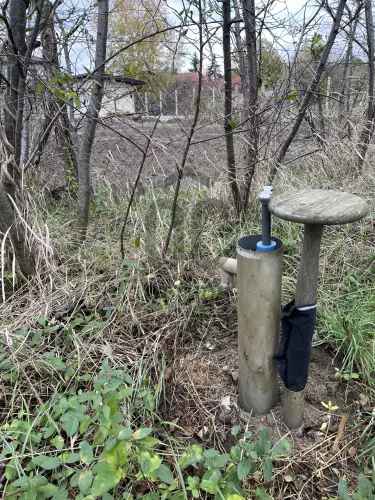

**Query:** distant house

left=133, top=72, right=276, bottom=118
left=73, top=74, right=145, bottom=117
left=136, top=72, right=244, bottom=117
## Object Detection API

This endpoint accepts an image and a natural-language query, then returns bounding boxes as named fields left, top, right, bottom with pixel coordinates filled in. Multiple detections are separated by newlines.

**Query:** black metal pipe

left=261, top=200, right=271, bottom=246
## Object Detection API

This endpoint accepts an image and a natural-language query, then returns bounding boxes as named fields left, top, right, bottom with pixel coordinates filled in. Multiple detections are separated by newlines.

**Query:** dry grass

left=0, top=122, right=374, bottom=498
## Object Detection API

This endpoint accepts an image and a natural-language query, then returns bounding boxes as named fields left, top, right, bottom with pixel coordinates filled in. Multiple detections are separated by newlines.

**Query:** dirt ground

left=39, top=115, right=313, bottom=195
left=159, top=290, right=369, bottom=499
left=40, top=118, right=228, bottom=192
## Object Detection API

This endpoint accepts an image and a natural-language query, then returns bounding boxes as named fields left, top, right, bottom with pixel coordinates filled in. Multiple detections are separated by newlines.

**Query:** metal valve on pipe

left=256, top=185, right=277, bottom=252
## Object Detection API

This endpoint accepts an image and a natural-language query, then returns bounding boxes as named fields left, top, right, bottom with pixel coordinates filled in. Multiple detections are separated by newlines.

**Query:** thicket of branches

left=0, top=0, right=373, bottom=274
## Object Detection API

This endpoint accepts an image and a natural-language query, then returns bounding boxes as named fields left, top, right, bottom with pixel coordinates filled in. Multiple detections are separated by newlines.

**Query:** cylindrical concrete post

left=237, top=236, right=283, bottom=415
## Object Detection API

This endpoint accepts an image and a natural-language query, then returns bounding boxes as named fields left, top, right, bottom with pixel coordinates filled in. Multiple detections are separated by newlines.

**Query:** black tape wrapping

left=276, top=300, right=317, bottom=392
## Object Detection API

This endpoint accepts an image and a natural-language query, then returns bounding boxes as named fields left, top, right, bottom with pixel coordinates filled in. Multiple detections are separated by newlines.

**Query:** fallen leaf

left=284, top=474, right=294, bottom=483
left=348, top=446, right=357, bottom=458
left=164, top=367, right=173, bottom=381
left=359, top=393, right=369, bottom=407
left=221, top=396, right=232, bottom=411
left=198, top=426, right=209, bottom=440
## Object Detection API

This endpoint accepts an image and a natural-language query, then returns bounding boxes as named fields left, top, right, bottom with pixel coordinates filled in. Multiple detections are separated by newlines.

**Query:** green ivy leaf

left=103, top=441, right=129, bottom=468
left=32, top=455, right=61, bottom=470
left=118, top=427, right=133, bottom=440
left=5, top=459, right=19, bottom=481
left=91, top=462, right=123, bottom=496
left=338, top=479, right=351, bottom=500
left=80, top=441, right=94, bottom=465
left=231, top=425, right=242, bottom=437
left=132, top=427, right=153, bottom=441
left=156, top=463, right=174, bottom=485
left=179, top=445, right=204, bottom=469
left=79, top=415, right=92, bottom=434
left=60, top=412, right=79, bottom=437
left=237, top=460, right=251, bottom=480
left=256, top=428, right=271, bottom=457
left=186, top=476, right=200, bottom=498
left=271, top=438, right=291, bottom=459
left=51, top=435, right=65, bottom=450
left=78, top=469, right=93, bottom=494
left=39, top=484, right=69, bottom=499
left=255, top=487, right=273, bottom=500
left=60, top=452, right=80, bottom=464
left=357, top=474, right=373, bottom=497
left=262, top=457, right=273, bottom=482
left=139, top=451, right=162, bottom=478
left=43, top=354, right=66, bottom=371
left=200, top=469, right=221, bottom=494
left=204, top=449, right=229, bottom=469
left=51, top=488, right=69, bottom=500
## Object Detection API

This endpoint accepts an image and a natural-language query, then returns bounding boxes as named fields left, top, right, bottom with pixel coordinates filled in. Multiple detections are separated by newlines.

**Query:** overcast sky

left=64, top=0, right=343, bottom=73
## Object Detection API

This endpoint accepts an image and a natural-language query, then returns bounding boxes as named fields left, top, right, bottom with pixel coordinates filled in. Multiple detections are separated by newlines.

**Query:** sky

left=61, top=0, right=348, bottom=74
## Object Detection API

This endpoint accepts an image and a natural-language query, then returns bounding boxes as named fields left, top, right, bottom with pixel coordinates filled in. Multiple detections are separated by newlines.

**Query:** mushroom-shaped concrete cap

left=269, top=189, right=368, bottom=225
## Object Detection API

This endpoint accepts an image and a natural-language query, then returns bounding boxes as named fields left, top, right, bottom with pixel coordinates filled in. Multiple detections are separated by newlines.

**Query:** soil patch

left=164, top=326, right=364, bottom=498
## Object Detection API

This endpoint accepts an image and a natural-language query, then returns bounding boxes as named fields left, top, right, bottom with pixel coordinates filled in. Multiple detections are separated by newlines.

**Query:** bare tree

left=339, top=5, right=359, bottom=136
left=357, top=0, right=374, bottom=170
left=241, top=0, right=259, bottom=209
left=162, top=0, right=204, bottom=257
left=32, top=0, right=79, bottom=188
left=223, top=0, right=241, bottom=214
left=232, top=0, right=248, bottom=110
left=0, top=0, right=43, bottom=277
left=269, top=0, right=348, bottom=182
left=77, top=0, right=109, bottom=240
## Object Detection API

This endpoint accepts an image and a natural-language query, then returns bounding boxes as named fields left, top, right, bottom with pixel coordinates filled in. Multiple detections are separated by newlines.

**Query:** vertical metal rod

left=261, top=201, right=271, bottom=246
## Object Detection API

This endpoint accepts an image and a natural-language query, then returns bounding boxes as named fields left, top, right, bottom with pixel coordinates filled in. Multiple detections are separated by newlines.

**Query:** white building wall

left=75, top=80, right=137, bottom=118
left=100, top=81, right=136, bottom=116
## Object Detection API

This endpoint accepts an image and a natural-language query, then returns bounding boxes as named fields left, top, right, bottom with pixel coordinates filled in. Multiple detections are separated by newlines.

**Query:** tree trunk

left=2, top=0, right=35, bottom=277
left=77, top=0, right=109, bottom=240
left=317, top=92, right=326, bottom=143
left=32, top=1, right=79, bottom=189
left=268, top=0, right=347, bottom=183
left=0, top=183, right=35, bottom=277
left=357, top=0, right=375, bottom=171
left=223, top=0, right=241, bottom=215
left=241, top=0, right=259, bottom=209
left=340, top=15, right=358, bottom=136
left=232, top=0, right=248, bottom=120
left=4, top=0, right=29, bottom=168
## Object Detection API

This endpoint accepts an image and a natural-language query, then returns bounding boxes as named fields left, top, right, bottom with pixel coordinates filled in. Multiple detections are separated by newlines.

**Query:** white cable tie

left=296, top=304, right=317, bottom=311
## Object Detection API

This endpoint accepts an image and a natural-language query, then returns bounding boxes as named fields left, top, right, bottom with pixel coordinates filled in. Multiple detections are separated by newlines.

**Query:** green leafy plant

left=0, top=361, right=290, bottom=499
left=338, top=471, right=375, bottom=500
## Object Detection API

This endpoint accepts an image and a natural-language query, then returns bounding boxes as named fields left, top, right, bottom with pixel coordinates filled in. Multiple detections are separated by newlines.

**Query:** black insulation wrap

left=276, top=300, right=317, bottom=392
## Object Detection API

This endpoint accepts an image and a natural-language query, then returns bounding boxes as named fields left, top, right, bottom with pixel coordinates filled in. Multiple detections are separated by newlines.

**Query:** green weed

left=0, top=361, right=290, bottom=499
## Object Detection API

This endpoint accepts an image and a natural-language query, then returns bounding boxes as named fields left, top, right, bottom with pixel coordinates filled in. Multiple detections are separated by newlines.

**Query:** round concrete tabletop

left=269, top=189, right=369, bottom=225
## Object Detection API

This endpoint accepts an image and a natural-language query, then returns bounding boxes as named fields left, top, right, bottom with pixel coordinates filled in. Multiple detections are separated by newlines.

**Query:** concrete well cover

left=269, top=189, right=369, bottom=225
